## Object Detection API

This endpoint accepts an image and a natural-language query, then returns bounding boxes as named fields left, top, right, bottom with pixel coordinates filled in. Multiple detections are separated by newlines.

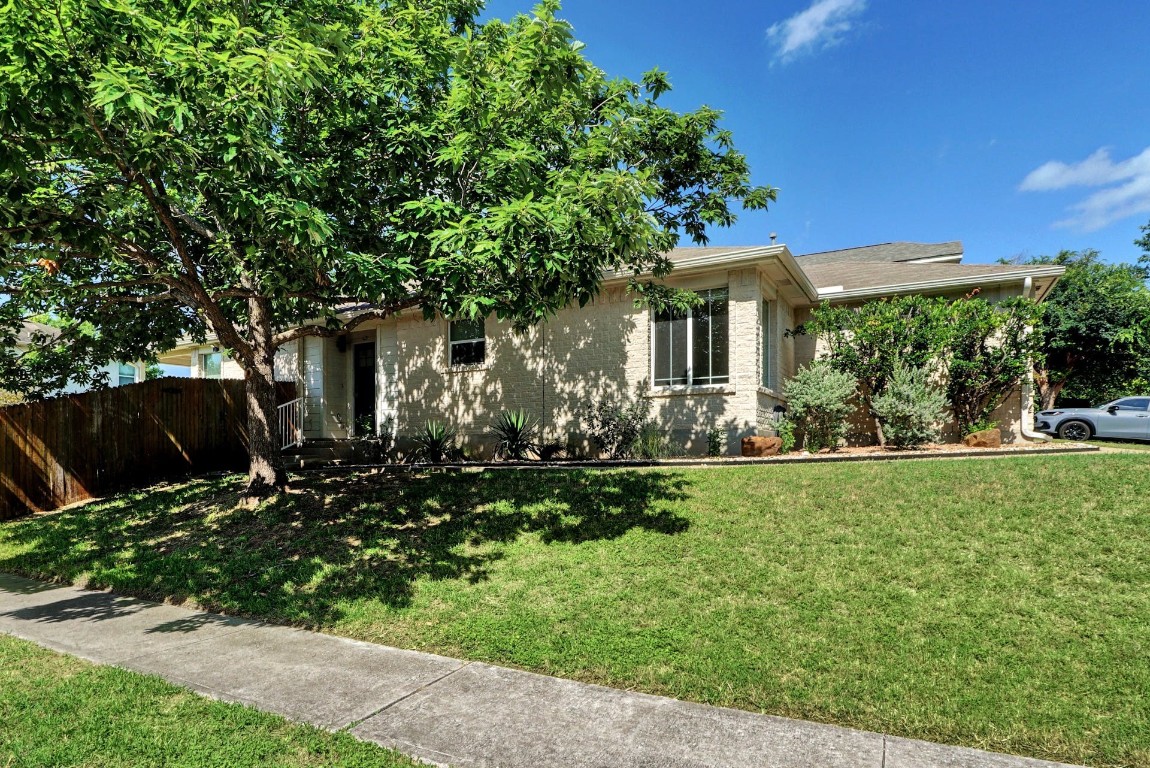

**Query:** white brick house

left=157, top=241, right=1064, bottom=455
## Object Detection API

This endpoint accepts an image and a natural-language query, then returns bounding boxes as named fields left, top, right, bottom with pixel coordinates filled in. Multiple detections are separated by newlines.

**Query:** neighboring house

left=156, top=241, right=1063, bottom=454
left=8, top=320, right=147, bottom=395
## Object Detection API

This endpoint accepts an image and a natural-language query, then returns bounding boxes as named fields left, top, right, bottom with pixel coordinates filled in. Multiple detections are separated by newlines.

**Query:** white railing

left=278, top=397, right=304, bottom=451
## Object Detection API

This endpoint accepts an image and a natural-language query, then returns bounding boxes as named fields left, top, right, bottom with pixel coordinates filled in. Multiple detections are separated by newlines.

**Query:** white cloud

left=766, top=0, right=868, bottom=63
left=1020, top=147, right=1150, bottom=231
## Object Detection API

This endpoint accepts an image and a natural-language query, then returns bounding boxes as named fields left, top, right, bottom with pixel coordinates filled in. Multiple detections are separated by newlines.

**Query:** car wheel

left=1057, top=420, right=1092, bottom=441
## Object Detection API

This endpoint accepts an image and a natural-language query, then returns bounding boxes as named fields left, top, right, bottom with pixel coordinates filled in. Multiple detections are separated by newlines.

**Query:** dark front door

left=353, top=342, right=376, bottom=435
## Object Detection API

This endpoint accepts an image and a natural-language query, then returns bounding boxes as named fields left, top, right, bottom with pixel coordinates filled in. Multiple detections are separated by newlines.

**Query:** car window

left=1111, top=398, right=1150, bottom=411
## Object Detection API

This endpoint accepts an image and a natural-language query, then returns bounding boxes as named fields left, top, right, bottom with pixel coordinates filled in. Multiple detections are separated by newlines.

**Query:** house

left=156, top=241, right=1064, bottom=455
left=6, top=320, right=146, bottom=396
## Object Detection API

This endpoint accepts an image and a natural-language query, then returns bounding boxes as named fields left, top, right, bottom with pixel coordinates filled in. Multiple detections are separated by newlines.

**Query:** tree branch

left=272, top=297, right=421, bottom=346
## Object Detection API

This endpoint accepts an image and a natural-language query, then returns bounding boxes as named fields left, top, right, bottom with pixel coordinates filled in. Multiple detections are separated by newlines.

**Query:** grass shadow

left=0, top=469, right=690, bottom=628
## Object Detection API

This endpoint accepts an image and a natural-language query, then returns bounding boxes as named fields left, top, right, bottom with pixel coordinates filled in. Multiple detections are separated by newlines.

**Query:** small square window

left=117, top=363, right=137, bottom=387
left=449, top=318, right=485, bottom=366
left=200, top=352, right=222, bottom=379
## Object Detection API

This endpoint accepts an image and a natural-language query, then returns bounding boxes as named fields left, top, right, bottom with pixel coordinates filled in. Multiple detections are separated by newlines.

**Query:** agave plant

left=412, top=419, right=457, bottom=464
left=490, top=409, right=539, bottom=460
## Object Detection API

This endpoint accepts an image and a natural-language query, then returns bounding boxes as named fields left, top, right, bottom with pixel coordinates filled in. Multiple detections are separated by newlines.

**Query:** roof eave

left=605, top=244, right=821, bottom=302
left=816, top=265, right=1066, bottom=303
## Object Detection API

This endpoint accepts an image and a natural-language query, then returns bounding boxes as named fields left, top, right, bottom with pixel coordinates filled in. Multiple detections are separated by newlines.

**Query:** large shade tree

left=1007, top=250, right=1150, bottom=409
left=0, top=0, right=774, bottom=495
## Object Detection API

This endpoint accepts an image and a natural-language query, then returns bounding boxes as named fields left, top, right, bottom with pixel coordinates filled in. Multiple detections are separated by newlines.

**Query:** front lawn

left=0, top=634, right=420, bottom=767
left=1, top=455, right=1147, bottom=767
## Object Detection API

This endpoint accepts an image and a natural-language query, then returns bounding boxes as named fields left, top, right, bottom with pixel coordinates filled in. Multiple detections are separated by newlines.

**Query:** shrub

left=635, top=426, right=672, bottom=460
left=942, top=297, right=1041, bottom=434
left=489, top=409, right=539, bottom=460
left=580, top=395, right=651, bottom=459
left=706, top=426, right=724, bottom=457
left=410, top=419, right=458, bottom=463
left=352, top=415, right=395, bottom=463
left=871, top=363, right=947, bottom=448
left=536, top=441, right=566, bottom=461
left=772, top=416, right=796, bottom=454
left=783, top=361, right=856, bottom=451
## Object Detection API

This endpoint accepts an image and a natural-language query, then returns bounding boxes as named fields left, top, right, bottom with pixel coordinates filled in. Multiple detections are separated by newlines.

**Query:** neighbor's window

left=117, top=363, right=137, bottom=387
left=653, top=288, right=729, bottom=387
left=449, top=318, right=486, bottom=366
left=200, top=352, right=222, bottom=379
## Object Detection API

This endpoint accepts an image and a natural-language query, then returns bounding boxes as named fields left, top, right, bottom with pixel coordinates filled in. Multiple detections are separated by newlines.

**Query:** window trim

left=448, top=318, right=486, bottom=367
left=650, top=287, right=730, bottom=389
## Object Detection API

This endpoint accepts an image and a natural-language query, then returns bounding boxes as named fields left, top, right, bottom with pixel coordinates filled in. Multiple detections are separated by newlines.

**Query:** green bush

left=489, top=409, right=539, bottom=460
left=635, top=425, right=672, bottom=460
left=410, top=419, right=458, bottom=463
left=783, top=362, right=856, bottom=452
left=772, top=416, right=796, bottom=454
left=871, top=363, right=947, bottom=448
left=580, top=395, right=651, bottom=459
left=706, top=426, right=724, bottom=457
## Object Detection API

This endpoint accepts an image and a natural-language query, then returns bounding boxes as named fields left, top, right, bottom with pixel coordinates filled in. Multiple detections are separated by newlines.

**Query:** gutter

left=816, top=265, right=1066, bottom=303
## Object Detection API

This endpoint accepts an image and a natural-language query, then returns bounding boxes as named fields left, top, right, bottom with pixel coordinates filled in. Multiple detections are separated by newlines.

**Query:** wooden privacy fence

left=0, top=378, right=295, bottom=521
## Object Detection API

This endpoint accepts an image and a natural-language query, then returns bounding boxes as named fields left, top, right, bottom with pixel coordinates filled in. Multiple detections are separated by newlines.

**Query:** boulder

left=741, top=436, right=783, bottom=457
left=962, top=428, right=1002, bottom=449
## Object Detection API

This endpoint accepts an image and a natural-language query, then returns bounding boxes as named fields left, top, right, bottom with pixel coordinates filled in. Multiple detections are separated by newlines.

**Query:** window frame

left=448, top=317, right=486, bottom=367
left=651, top=287, right=730, bottom=389
left=199, top=351, right=223, bottom=379
left=116, top=362, right=137, bottom=387
left=761, top=298, right=775, bottom=390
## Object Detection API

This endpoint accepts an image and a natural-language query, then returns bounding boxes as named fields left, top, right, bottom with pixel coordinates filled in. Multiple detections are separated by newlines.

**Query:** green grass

left=1082, top=439, right=1150, bottom=452
left=1, top=456, right=1148, bottom=767
left=0, top=634, right=420, bottom=767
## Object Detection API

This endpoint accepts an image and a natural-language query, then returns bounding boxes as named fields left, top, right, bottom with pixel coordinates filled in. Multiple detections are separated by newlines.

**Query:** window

left=200, top=352, right=222, bottom=379
left=761, top=299, right=774, bottom=389
left=653, top=288, right=729, bottom=387
left=1112, top=398, right=1150, bottom=411
left=117, top=363, right=137, bottom=387
left=449, top=318, right=485, bottom=366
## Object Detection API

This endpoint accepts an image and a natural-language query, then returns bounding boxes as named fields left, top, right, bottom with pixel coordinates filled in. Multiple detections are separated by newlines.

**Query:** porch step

left=282, top=439, right=356, bottom=463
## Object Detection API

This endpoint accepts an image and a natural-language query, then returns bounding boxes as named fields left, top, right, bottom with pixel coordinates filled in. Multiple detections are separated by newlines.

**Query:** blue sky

left=483, top=1, right=1150, bottom=264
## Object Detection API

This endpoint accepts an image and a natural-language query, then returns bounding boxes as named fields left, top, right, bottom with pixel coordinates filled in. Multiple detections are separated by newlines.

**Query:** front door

left=353, top=342, right=376, bottom=436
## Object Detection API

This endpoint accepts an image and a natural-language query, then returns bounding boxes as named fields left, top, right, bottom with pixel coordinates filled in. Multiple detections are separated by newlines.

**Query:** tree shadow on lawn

left=0, top=469, right=690, bottom=627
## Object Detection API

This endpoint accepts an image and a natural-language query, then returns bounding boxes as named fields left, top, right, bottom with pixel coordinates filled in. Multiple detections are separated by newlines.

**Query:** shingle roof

left=801, top=261, right=1049, bottom=293
left=13, top=320, right=60, bottom=347
left=797, top=241, right=963, bottom=266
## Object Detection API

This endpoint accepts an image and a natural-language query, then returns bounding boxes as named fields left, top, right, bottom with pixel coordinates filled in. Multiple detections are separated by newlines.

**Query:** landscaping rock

left=962, top=428, right=1002, bottom=448
left=741, top=436, right=783, bottom=457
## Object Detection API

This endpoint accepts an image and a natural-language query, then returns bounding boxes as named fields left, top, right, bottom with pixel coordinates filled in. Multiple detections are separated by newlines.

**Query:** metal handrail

left=278, top=397, right=304, bottom=450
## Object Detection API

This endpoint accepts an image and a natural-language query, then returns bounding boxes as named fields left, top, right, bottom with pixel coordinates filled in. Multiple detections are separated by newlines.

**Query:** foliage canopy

left=0, top=0, right=773, bottom=490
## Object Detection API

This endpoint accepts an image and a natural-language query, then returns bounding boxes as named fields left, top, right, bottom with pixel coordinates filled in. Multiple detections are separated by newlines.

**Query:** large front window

left=653, top=288, right=729, bottom=387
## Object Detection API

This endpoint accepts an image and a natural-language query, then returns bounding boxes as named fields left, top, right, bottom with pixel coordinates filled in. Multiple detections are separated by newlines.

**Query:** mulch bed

left=295, top=440, right=1097, bottom=474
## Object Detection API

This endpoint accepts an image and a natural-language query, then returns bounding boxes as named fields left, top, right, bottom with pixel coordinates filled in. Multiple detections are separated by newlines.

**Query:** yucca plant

left=490, top=409, right=539, bottom=460
left=412, top=419, right=458, bottom=464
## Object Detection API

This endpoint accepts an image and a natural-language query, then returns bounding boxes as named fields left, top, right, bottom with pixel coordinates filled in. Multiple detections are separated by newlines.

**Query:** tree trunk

left=244, top=297, right=288, bottom=498
left=1033, top=365, right=1065, bottom=411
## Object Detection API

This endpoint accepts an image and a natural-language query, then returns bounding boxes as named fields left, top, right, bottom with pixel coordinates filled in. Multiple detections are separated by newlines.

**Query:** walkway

left=0, top=572, right=1078, bottom=768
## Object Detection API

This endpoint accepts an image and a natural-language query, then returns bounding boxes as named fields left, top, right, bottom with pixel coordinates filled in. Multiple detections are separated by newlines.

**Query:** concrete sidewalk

left=0, top=572, right=1079, bottom=768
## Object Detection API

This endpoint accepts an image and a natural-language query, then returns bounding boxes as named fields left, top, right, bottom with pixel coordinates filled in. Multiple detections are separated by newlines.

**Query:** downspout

left=1019, top=276, right=1052, bottom=443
